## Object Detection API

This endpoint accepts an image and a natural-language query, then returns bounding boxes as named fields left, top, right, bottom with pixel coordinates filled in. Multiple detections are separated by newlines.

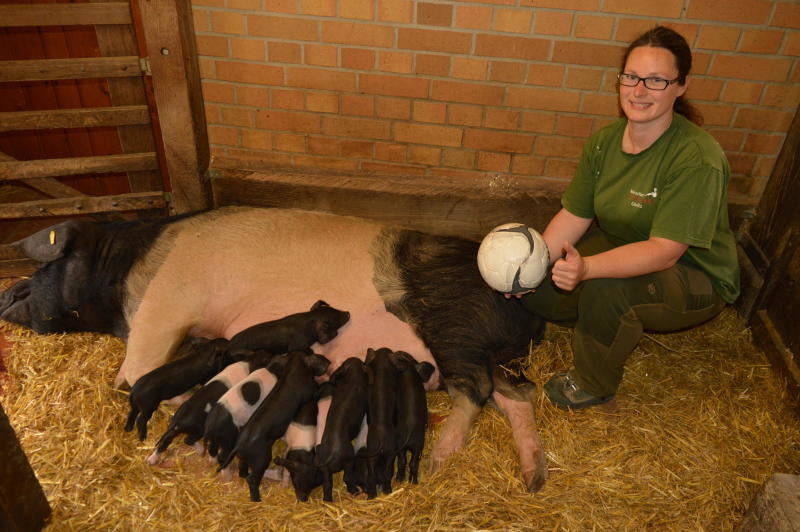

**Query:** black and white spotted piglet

left=273, top=397, right=322, bottom=502
left=146, top=350, right=274, bottom=465
left=392, top=351, right=435, bottom=484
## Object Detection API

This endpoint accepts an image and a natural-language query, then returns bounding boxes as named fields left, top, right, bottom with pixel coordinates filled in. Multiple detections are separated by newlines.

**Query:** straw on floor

left=2, top=307, right=799, bottom=531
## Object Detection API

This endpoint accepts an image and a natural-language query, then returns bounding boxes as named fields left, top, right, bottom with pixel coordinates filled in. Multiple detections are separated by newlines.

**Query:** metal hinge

left=139, top=57, right=152, bottom=75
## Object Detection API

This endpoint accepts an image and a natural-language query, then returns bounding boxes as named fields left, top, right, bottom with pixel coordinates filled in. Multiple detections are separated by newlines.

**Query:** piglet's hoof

left=523, top=449, right=548, bottom=492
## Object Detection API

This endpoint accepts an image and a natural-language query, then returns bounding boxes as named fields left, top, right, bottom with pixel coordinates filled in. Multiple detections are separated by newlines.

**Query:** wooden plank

left=136, top=0, right=210, bottom=214
left=738, top=473, right=800, bottom=531
left=0, top=57, right=141, bottom=82
left=0, top=257, right=35, bottom=279
left=0, top=152, right=157, bottom=179
left=750, top=310, right=800, bottom=409
left=0, top=191, right=165, bottom=219
left=0, top=106, right=149, bottom=132
left=0, top=150, right=87, bottom=198
left=0, top=3, right=132, bottom=27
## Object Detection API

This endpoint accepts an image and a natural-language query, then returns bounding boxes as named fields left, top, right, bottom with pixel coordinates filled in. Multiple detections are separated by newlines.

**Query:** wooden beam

left=136, top=0, right=210, bottom=214
left=0, top=3, right=132, bottom=27
left=0, top=57, right=141, bottom=82
left=0, top=106, right=150, bottom=132
left=0, top=191, right=166, bottom=219
left=0, top=153, right=158, bottom=180
left=0, top=150, right=87, bottom=198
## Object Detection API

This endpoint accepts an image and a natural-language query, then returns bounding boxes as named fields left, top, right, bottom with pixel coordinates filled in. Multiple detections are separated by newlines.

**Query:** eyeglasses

left=618, top=73, right=680, bottom=90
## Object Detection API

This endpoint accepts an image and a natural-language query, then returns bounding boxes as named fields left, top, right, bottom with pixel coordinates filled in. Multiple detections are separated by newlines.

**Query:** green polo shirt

left=562, top=113, right=740, bottom=303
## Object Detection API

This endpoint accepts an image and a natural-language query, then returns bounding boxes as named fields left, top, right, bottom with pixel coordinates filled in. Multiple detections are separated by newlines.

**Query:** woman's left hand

left=551, top=241, right=586, bottom=291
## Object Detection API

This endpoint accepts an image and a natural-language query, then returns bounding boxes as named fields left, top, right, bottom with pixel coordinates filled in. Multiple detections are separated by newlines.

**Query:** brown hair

left=620, top=26, right=703, bottom=125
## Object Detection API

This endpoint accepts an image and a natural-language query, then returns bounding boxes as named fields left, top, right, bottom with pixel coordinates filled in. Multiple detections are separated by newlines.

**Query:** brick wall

left=192, top=0, right=800, bottom=206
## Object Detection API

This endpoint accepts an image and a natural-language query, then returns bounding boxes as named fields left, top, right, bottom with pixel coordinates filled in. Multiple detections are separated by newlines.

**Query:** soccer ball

left=477, top=223, right=550, bottom=294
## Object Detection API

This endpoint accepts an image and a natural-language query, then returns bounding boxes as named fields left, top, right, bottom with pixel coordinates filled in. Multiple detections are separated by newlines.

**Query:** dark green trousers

left=520, top=230, right=726, bottom=397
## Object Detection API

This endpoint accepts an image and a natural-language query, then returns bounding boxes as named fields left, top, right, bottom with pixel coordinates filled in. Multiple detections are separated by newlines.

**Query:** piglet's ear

left=304, top=353, right=330, bottom=376
left=11, top=220, right=88, bottom=263
left=314, top=322, right=335, bottom=344
left=267, top=354, right=288, bottom=378
left=365, top=347, right=377, bottom=365
left=416, top=362, right=435, bottom=383
left=310, top=300, right=329, bottom=311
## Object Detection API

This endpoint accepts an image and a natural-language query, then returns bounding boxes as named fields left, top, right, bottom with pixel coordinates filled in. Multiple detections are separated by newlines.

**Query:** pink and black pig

left=125, top=337, right=231, bottom=440
left=273, top=397, right=322, bottom=502
left=218, top=350, right=329, bottom=502
left=0, top=207, right=548, bottom=492
left=392, top=350, right=435, bottom=484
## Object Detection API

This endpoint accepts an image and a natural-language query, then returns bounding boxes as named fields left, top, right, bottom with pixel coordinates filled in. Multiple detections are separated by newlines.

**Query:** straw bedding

left=2, top=307, right=799, bottom=531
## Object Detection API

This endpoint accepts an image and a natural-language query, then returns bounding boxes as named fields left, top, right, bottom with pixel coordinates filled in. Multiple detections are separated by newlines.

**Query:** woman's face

left=619, top=45, right=688, bottom=128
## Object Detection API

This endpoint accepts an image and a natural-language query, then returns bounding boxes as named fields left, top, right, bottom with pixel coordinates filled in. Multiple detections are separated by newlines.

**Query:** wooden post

left=134, top=0, right=210, bottom=214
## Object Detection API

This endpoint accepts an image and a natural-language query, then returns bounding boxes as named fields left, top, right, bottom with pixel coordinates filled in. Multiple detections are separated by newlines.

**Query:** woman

left=520, top=26, right=740, bottom=409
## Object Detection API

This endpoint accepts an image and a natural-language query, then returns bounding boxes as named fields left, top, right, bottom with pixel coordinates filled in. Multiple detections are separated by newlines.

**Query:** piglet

left=125, top=337, right=231, bottom=440
left=363, top=347, right=401, bottom=498
left=204, top=355, right=283, bottom=473
left=273, top=397, right=321, bottom=502
left=225, top=300, right=350, bottom=354
left=392, top=351, right=435, bottom=484
left=314, top=356, right=368, bottom=502
left=146, top=350, right=274, bottom=465
left=219, top=350, right=330, bottom=502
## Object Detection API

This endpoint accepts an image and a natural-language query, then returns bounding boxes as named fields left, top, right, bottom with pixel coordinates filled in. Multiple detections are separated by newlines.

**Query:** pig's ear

left=363, top=364, right=375, bottom=385
left=392, top=350, right=416, bottom=366
left=365, top=348, right=377, bottom=365
left=267, top=355, right=288, bottom=377
left=416, top=362, right=435, bottom=383
left=304, top=353, right=331, bottom=376
left=11, top=220, right=91, bottom=262
left=310, top=300, right=329, bottom=311
left=315, top=322, right=336, bottom=344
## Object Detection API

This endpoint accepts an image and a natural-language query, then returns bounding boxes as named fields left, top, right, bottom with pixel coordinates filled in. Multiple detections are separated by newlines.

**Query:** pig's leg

left=491, top=365, right=547, bottom=492
left=121, top=304, right=192, bottom=387
left=395, top=449, right=407, bottom=483
left=429, top=379, right=487, bottom=474
left=321, top=469, right=334, bottom=502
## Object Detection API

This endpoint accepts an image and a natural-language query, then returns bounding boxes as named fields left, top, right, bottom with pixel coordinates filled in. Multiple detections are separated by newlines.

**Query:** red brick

left=603, top=0, right=682, bottom=17
left=580, top=93, right=618, bottom=116
left=694, top=103, right=734, bottom=127
left=734, top=108, right=794, bottom=131
left=553, top=41, right=624, bottom=67
left=268, top=42, right=301, bottom=63
left=398, top=28, right=472, bottom=54
left=729, top=152, right=757, bottom=175
left=341, top=140, right=374, bottom=158
left=452, top=57, right=488, bottom=80
left=521, top=0, right=598, bottom=10
left=208, top=125, right=239, bottom=146
left=490, top=61, right=526, bottom=83
left=565, top=67, right=603, bottom=90
left=217, top=61, right=284, bottom=85
left=274, top=133, right=306, bottom=152
left=418, top=2, right=452, bottom=27
left=205, top=104, right=221, bottom=124
left=236, top=86, right=268, bottom=107
left=198, top=58, right=215, bottom=78
left=415, top=54, right=450, bottom=76
left=615, top=18, right=659, bottom=44
left=255, top=110, right=322, bottom=133
left=374, top=142, right=406, bottom=162
left=360, top=74, right=429, bottom=98
left=304, top=45, right=337, bottom=66
left=447, top=104, right=482, bottom=126
left=698, top=26, right=740, bottom=51
left=521, top=111, right=556, bottom=133
left=413, top=101, right=447, bottom=123
left=241, top=130, right=272, bottom=150
left=527, top=64, right=564, bottom=87
left=752, top=156, right=776, bottom=178
left=362, top=162, right=426, bottom=175
left=224, top=149, right=294, bottom=167
left=664, top=23, right=700, bottom=47
left=442, top=148, right=475, bottom=169
left=212, top=11, right=245, bottom=34
left=692, top=52, right=712, bottom=75
left=475, top=35, right=549, bottom=61
left=534, top=136, right=584, bottom=157
left=686, top=78, right=723, bottom=101
left=295, top=154, right=358, bottom=171
left=772, top=2, right=800, bottom=29
left=197, top=35, right=228, bottom=57
left=232, top=39, right=265, bottom=61
left=710, top=56, right=792, bottom=82
left=556, top=115, right=593, bottom=137
left=264, top=0, right=296, bottom=13
left=574, top=15, right=614, bottom=40
left=484, top=109, right=520, bottom=130
left=431, top=167, right=485, bottom=179
left=762, top=84, right=800, bottom=108
left=376, top=97, right=411, bottom=119
left=494, top=9, right=532, bottom=34
left=302, top=0, right=336, bottom=16
left=193, top=9, right=210, bottom=32
left=395, top=123, right=462, bottom=147
left=229, top=0, right=260, bottom=9
left=408, top=145, right=441, bottom=165
left=308, top=136, right=339, bottom=155
left=341, top=0, right=373, bottom=20
left=592, top=117, right=618, bottom=132
left=721, top=82, right=763, bottom=105
left=463, top=129, right=533, bottom=153
left=287, top=67, right=357, bottom=91
left=342, top=94, right=374, bottom=116
left=743, top=133, right=784, bottom=155
left=378, top=0, right=414, bottom=23
left=739, top=29, right=784, bottom=54
left=193, top=0, right=224, bottom=5
left=686, top=0, right=772, bottom=25
left=271, top=89, right=304, bottom=110
left=306, top=92, right=339, bottom=113
left=507, top=87, right=581, bottom=112
left=249, top=15, right=318, bottom=40
left=544, top=159, right=578, bottom=179
left=342, top=48, right=375, bottom=70
left=708, top=128, right=744, bottom=151
left=322, top=116, right=392, bottom=139
left=322, top=21, right=394, bottom=47
left=477, top=152, right=511, bottom=172
left=432, top=80, right=504, bottom=105
left=378, top=51, right=413, bottom=73
left=455, top=5, right=492, bottom=30
left=512, top=155, right=545, bottom=175
left=533, top=11, right=572, bottom=36
left=202, top=81, right=234, bottom=103
left=781, top=32, right=800, bottom=56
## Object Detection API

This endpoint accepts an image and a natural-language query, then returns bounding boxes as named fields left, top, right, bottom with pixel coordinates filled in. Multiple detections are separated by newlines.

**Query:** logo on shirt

left=629, top=187, right=657, bottom=209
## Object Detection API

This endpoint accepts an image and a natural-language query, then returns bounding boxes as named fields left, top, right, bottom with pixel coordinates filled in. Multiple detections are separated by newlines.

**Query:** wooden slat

left=0, top=105, right=149, bottom=132
left=0, top=149, right=87, bottom=198
left=0, top=191, right=165, bottom=219
left=0, top=152, right=158, bottom=179
left=0, top=57, right=141, bottom=82
left=0, top=3, right=132, bottom=27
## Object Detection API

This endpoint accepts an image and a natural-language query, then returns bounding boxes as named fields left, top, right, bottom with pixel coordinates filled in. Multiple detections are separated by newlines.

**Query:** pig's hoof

left=219, top=468, right=233, bottom=483
left=523, top=452, right=548, bottom=493
left=146, top=451, right=161, bottom=466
